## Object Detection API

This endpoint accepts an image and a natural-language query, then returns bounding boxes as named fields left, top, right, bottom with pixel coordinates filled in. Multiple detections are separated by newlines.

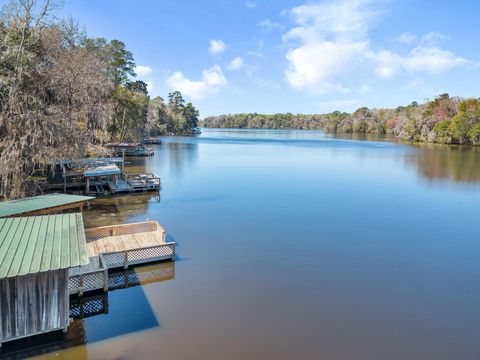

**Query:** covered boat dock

left=47, top=157, right=160, bottom=195
left=0, top=213, right=89, bottom=347
left=0, top=196, right=175, bottom=348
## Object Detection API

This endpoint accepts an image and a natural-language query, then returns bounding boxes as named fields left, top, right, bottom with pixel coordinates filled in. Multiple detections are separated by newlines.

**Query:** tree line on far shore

left=201, top=94, right=480, bottom=146
left=0, top=0, right=198, bottom=199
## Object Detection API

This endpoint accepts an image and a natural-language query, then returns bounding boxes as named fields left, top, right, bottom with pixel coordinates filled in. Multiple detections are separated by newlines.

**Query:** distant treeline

left=201, top=94, right=480, bottom=146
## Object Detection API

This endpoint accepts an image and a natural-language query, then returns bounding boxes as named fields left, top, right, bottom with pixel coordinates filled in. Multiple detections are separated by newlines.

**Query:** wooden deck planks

left=86, top=231, right=162, bottom=257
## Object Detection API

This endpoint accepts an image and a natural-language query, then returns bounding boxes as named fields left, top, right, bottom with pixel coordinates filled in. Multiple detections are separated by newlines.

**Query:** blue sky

left=59, top=0, right=480, bottom=117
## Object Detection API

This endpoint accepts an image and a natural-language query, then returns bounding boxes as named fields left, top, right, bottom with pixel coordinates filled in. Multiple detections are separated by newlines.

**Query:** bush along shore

left=201, top=94, right=480, bottom=146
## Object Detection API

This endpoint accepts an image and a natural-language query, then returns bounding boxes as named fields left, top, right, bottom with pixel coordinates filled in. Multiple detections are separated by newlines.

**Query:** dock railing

left=124, top=172, right=161, bottom=190
left=85, top=221, right=175, bottom=270
left=99, top=243, right=175, bottom=269
left=68, top=256, right=108, bottom=296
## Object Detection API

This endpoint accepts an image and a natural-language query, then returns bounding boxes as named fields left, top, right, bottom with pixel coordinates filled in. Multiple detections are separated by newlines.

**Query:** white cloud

left=145, top=81, right=154, bottom=92
left=394, top=32, right=417, bottom=44
left=259, top=19, right=284, bottom=32
left=286, top=40, right=368, bottom=91
left=404, top=47, right=468, bottom=74
left=284, top=0, right=380, bottom=43
left=254, top=78, right=281, bottom=90
left=135, top=65, right=152, bottom=76
left=394, top=31, right=449, bottom=46
left=227, top=57, right=244, bottom=70
left=371, top=47, right=468, bottom=77
left=283, top=0, right=472, bottom=94
left=283, top=0, right=379, bottom=93
left=209, top=39, right=226, bottom=54
left=420, top=32, right=450, bottom=46
left=165, top=65, right=227, bottom=100
left=246, top=1, right=256, bottom=8
left=369, top=50, right=402, bottom=78
left=359, top=85, right=371, bottom=94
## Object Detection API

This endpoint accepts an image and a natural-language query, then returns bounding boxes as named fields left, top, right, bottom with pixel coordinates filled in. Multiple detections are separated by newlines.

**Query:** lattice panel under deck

left=70, top=295, right=108, bottom=318
left=69, top=276, right=81, bottom=290
left=82, top=272, right=105, bottom=291
left=108, top=272, right=129, bottom=289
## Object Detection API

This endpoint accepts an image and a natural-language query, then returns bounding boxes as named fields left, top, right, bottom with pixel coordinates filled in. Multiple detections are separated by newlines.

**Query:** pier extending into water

left=68, top=220, right=175, bottom=296
left=46, top=158, right=161, bottom=196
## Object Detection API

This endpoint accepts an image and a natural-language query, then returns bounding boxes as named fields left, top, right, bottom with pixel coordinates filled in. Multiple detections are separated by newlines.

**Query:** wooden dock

left=68, top=221, right=175, bottom=296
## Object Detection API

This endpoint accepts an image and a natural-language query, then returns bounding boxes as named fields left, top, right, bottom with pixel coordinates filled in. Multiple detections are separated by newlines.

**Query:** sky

left=57, top=0, right=480, bottom=117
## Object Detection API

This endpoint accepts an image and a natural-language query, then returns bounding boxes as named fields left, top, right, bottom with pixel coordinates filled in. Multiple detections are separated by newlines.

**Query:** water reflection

left=331, top=132, right=399, bottom=143
left=69, top=262, right=176, bottom=321
left=83, top=193, right=160, bottom=228
left=11, top=129, right=480, bottom=360
left=408, top=144, right=480, bottom=184
left=107, top=261, right=176, bottom=290
left=123, top=156, right=147, bottom=172
left=325, top=133, right=480, bottom=184
left=154, top=138, right=199, bottom=178
left=66, top=262, right=175, bottom=346
left=118, top=130, right=480, bottom=186
left=197, top=129, right=480, bottom=185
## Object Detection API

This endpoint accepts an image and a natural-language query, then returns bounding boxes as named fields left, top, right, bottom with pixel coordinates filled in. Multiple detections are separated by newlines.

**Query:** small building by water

left=0, top=195, right=175, bottom=349
left=0, top=213, right=89, bottom=347
left=46, top=158, right=160, bottom=196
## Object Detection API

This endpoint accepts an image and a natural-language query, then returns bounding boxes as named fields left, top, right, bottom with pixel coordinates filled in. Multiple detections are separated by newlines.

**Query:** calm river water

left=36, top=129, right=480, bottom=360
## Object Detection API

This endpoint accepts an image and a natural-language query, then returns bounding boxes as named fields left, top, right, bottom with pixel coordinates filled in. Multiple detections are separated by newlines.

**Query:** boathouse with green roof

left=0, top=194, right=175, bottom=348
left=0, top=213, right=89, bottom=347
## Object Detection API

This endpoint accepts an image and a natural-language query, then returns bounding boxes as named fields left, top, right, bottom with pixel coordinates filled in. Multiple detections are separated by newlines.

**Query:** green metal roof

left=0, top=213, right=89, bottom=278
left=0, top=194, right=94, bottom=218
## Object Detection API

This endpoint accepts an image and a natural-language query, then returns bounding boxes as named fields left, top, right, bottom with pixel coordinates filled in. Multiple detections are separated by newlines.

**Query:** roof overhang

left=0, top=194, right=95, bottom=218
left=84, top=164, right=121, bottom=177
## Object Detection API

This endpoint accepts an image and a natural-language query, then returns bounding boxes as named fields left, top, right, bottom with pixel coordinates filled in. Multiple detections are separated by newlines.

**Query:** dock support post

left=103, top=270, right=109, bottom=292
left=79, top=275, right=84, bottom=297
